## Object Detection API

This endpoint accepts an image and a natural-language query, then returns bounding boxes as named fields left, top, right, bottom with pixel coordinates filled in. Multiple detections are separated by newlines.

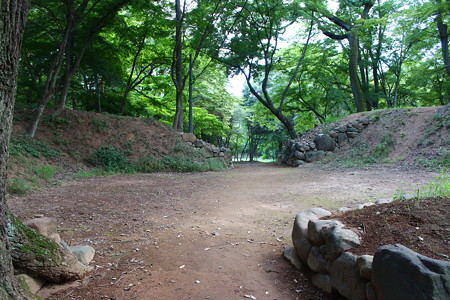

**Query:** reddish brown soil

left=334, top=197, right=450, bottom=260
left=8, top=164, right=441, bottom=300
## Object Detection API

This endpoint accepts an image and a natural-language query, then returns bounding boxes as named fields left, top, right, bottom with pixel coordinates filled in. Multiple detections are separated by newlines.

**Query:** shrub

left=89, top=146, right=131, bottom=172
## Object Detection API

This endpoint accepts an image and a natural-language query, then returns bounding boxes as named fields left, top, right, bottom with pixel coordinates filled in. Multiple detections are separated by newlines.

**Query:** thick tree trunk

left=436, top=1, right=450, bottom=77
left=0, top=0, right=33, bottom=298
left=1, top=2, right=90, bottom=297
left=7, top=214, right=92, bottom=283
left=348, top=31, right=366, bottom=112
left=172, top=0, right=184, bottom=132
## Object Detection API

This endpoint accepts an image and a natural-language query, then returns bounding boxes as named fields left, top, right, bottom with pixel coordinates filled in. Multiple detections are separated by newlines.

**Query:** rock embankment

left=284, top=208, right=450, bottom=300
left=181, top=133, right=232, bottom=166
left=283, top=118, right=370, bottom=167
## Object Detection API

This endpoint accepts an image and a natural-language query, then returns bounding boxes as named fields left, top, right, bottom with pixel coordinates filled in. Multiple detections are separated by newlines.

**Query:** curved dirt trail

left=10, top=163, right=436, bottom=299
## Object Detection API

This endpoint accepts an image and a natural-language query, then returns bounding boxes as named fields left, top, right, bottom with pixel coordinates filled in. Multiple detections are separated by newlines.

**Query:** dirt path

left=9, top=163, right=437, bottom=299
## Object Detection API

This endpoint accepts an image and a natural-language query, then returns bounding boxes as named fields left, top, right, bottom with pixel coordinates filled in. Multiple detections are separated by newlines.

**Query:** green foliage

left=32, top=165, right=57, bottom=182
left=10, top=136, right=61, bottom=158
left=373, top=133, right=395, bottom=158
left=418, top=149, right=450, bottom=169
left=417, top=169, right=450, bottom=198
left=7, top=178, right=33, bottom=196
left=89, top=146, right=131, bottom=172
left=135, top=155, right=228, bottom=173
left=90, top=118, right=110, bottom=132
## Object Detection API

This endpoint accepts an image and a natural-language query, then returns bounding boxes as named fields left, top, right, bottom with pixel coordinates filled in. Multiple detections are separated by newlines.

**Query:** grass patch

left=7, top=178, right=33, bottom=195
left=7, top=164, right=58, bottom=195
left=135, top=154, right=228, bottom=173
left=90, top=118, right=109, bottom=132
left=416, top=169, right=450, bottom=199
left=32, top=165, right=57, bottom=182
left=417, top=149, right=450, bottom=169
left=88, top=145, right=133, bottom=173
left=373, top=132, right=395, bottom=158
left=10, top=135, right=61, bottom=158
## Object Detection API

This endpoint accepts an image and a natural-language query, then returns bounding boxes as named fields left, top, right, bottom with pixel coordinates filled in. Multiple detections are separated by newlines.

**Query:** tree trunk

left=348, top=31, right=366, bottom=112
left=1, top=2, right=90, bottom=297
left=7, top=214, right=92, bottom=283
left=28, top=1, right=74, bottom=138
left=436, top=1, right=450, bottom=77
left=0, top=0, right=33, bottom=298
left=95, top=73, right=102, bottom=113
left=172, top=0, right=184, bottom=132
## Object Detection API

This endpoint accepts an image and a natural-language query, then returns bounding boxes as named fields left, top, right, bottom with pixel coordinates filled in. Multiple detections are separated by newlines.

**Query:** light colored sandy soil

left=9, top=163, right=437, bottom=300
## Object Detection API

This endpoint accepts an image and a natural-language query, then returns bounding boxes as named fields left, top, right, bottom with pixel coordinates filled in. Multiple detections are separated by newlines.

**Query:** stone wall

left=284, top=208, right=450, bottom=300
left=181, top=133, right=232, bottom=166
left=283, top=118, right=370, bottom=167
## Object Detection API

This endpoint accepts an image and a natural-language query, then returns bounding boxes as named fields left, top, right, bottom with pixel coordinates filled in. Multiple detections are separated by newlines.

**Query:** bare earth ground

left=8, top=163, right=440, bottom=300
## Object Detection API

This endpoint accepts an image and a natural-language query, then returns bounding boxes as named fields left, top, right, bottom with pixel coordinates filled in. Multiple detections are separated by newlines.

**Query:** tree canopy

left=14, top=0, right=449, bottom=159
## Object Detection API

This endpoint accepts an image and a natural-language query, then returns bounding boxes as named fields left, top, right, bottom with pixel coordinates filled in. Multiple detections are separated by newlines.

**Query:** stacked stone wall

left=181, top=133, right=233, bottom=166
left=283, top=118, right=370, bottom=167
left=284, top=208, right=450, bottom=300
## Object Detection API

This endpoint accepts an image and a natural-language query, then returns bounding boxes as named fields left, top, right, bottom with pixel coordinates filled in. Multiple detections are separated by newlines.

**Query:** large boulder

left=307, top=246, right=328, bottom=273
left=320, top=226, right=360, bottom=261
left=372, top=244, right=450, bottom=300
left=331, top=252, right=367, bottom=300
left=182, top=132, right=197, bottom=143
left=307, top=219, right=343, bottom=246
left=314, top=134, right=336, bottom=151
left=70, top=245, right=96, bottom=265
left=305, top=150, right=326, bottom=162
left=292, top=208, right=331, bottom=263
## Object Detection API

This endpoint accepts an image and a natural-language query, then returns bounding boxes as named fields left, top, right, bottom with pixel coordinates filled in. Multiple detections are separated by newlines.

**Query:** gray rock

left=70, top=245, right=95, bottom=265
left=336, top=125, right=347, bottom=133
left=295, top=235, right=313, bottom=263
left=308, top=220, right=342, bottom=246
left=359, top=118, right=370, bottom=125
left=294, top=142, right=306, bottom=152
left=292, top=208, right=332, bottom=240
left=337, top=133, right=348, bottom=144
left=347, top=132, right=358, bottom=138
left=307, top=246, right=328, bottom=273
left=219, top=152, right=225, bottom=157
left=312, top=273, right=332, bottom=294
left=23, top=217, right=57, bottom=237
left=182, top=133, right=197, bottom=143
left=357, top=255, right=373, bottom=280
left=305, top=150, right=325, bottom=162
left=294, top=150, right=305, bottom=160
left=194, top=139, right=206, bottom=148
left=16, top=274, right=45, bottom=294
left=353, top=122, right=364, bottom=131
left=347, top=126, right=358, bottom=132
left=331, top=252, right=367, bottom=300
left=372, top=244, right=450, bottom=300
left=293, top=160, right=304, bottom=167
left=283, top=246, right=303, bottom=269
left=314, top=134, right=336, bottom=151
left=329, top=131, right=338, bottom=139
left=292, top=208, right=331, bottom=262
left=321, top=226, right=360, bottom=260
left=202, top=148, right=214, bottom=158
left=375, top=197, right=393, bottom=204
